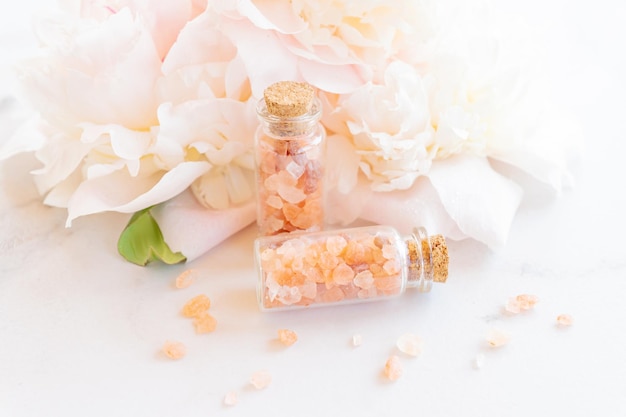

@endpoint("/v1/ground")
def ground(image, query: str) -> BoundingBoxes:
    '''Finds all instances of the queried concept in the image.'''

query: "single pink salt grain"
[486,328,511,348]
[556,314,573,326]
[181,294,211,318]
[504,294,539,314]
[174,269,197,289]
[193,311,217,334]
[396,333,423,357]
[250,370,272,389]
[223,391,238,406]
[352,334,363,347]
[278,329,298,346]
[162,341,186,360]
[384,355,403,381]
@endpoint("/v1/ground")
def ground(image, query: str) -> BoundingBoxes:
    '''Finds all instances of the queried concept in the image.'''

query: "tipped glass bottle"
[255,81,326,236]
[254,225,449,311]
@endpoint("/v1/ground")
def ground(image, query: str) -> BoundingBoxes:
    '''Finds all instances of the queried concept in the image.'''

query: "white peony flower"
[333,61,433,192]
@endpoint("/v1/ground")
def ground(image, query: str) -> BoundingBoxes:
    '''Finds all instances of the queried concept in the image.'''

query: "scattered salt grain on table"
[352,334,363,347]
[396,333,423,357]
[277,329,298,346]
[473,353,486,369]
[556,314,573,326]
[174,269,197,289]
[223,391,238,406]
[162,341,186,360]
[250,370,272,389]
[193,311,217,334]
[505,294,539,314]
[181,294,211,318]
[486,328,511,347]
[383,355,403,381]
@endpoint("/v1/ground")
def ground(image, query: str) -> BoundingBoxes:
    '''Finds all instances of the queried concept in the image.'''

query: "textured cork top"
[264,81,315,118]
[430,235,449,283]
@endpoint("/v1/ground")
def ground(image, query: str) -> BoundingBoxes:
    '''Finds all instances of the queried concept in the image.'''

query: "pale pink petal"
[153,190,256,262]
[65,161,210,225]
[359,176,466,242]
[240,0,306,34]
[220,19,299,98]
[428,155,523,248]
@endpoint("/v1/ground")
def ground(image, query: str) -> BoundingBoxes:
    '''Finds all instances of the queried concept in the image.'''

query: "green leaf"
[117,207,187,266]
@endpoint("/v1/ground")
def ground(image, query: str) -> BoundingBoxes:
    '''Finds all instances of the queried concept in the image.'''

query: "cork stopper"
[263,81,315,118]
[430,235,449,283]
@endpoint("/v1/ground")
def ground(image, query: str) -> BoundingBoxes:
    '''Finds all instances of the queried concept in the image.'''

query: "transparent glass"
[254,225,440,311]
[254,97,326,236]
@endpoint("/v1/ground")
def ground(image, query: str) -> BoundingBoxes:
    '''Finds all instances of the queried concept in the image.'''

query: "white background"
[1,1,625,416]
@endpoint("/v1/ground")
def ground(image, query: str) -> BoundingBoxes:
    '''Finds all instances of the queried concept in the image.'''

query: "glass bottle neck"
[404,227,435,292]
[257,97,322,138]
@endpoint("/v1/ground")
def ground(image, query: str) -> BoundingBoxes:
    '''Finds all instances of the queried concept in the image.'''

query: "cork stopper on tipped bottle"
[406,232,449,287]
[263,81,315,118]
[430,234,449,283]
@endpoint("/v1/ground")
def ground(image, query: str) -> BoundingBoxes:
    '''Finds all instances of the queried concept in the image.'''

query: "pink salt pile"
[383,355,403,381]
[258,230,405,309]
[249,370,272,389]
[504,294,539,314]
[277,329,298,346]
[556,314,573,326]
[162,341,186,360]
[174,269,197,289]
[181,294,217,334]
[256,140,324,235]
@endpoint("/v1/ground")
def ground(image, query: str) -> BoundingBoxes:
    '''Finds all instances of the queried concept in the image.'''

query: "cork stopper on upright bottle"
[263,81,315,118]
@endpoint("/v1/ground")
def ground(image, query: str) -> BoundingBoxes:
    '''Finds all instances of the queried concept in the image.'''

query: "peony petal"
[299,59,367,94]
[66,160,210,226]
[152,189,256,261]
[488,114,584,191]
[220,19,299,98]
[0,116,47,160]
[427,155,523,248]
[241,0,306,34]
[359,176,465,242]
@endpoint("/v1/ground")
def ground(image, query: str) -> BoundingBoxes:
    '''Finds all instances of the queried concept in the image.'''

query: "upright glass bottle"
[255,81,326,236]
[254,225,449,311]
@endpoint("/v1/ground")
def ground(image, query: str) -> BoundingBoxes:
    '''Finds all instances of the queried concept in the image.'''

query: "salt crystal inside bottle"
[254,225,449,311]
[255,81,326,236]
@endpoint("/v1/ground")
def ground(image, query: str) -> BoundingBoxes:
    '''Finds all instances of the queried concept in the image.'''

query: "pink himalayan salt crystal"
[193,311,217,334]
[266,195,283,209]
[278,329,298,346]
[174,269,197,289]
[556,314,573,326]
[353,270,374,289]
[486,328,511,348]
[383,355,403,381]
[223,391,238,406]
[332,262,355,285]
[326,235,347,256]
[181,294,211,318]
[162,341,186,360]
[396,333,423,357]
[505,294,539,314]
[250,370,272,389]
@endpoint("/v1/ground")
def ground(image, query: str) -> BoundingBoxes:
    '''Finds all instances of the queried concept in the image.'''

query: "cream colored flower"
[335,61,433,191]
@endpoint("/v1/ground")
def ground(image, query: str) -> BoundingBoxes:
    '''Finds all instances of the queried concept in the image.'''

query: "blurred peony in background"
[0,0,583,263]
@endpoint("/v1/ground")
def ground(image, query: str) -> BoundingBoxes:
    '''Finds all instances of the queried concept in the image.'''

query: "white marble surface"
[2,1,626,416]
